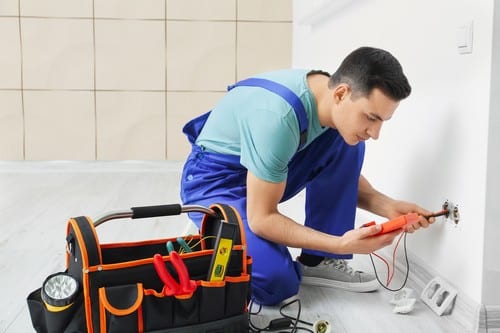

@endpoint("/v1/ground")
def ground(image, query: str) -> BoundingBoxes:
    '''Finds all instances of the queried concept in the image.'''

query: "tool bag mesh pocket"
[27,203,252,333]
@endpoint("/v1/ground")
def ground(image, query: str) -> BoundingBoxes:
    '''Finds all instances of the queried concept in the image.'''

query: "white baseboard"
[390,249,500,332]
[479,305,500,332]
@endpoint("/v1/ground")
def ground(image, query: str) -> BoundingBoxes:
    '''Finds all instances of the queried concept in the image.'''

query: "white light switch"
[457,21,473,54]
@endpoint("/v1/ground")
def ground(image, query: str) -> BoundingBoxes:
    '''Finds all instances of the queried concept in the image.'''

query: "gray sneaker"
[300,258,379,292]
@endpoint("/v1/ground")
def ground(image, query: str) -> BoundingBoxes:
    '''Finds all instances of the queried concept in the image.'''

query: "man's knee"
[250,261,301,306]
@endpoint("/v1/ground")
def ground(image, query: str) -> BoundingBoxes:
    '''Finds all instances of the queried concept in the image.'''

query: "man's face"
[333,87,399,145]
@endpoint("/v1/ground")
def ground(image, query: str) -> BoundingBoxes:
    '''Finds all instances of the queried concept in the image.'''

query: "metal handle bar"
[93,204,216,227]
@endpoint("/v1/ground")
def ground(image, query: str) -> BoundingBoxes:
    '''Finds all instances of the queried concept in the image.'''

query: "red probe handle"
[362,213,420,235]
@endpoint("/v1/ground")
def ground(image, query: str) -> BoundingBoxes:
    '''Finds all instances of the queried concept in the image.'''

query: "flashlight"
[41,272,79,312]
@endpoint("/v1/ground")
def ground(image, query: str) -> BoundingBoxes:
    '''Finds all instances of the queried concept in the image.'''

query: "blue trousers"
[181,116,365,305]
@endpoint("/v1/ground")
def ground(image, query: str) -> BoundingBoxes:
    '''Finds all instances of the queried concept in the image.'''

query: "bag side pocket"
[98,283,144,333]
[199,280,226,322]
[27,287,84,333]
[142,288,174,331]
[225,274,250,317]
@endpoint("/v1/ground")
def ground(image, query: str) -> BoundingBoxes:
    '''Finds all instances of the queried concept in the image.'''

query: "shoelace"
[322,258,356,276]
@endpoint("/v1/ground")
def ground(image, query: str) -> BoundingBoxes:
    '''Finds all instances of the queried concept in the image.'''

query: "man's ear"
[333,83,351,103]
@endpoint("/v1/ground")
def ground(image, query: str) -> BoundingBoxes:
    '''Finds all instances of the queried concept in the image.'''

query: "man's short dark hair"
[329,47,411,101]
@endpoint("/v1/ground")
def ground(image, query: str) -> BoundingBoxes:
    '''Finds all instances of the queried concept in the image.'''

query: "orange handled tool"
[153,252,197,297]
[362,213,420,235]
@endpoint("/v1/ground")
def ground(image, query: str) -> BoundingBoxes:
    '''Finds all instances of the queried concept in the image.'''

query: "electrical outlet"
[421,276,458,316]
[442,200,460,225]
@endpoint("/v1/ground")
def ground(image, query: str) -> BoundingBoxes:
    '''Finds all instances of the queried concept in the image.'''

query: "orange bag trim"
[87,249,215,272]
[200,280,226,287]
[98,283,144,316]
[224,274,250,283]
[144,288,164,297]
[138,305,144,333]
[100,235,201,250]
[67,218,100,332]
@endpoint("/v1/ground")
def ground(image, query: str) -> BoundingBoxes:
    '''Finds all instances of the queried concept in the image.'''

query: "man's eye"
[367,115,377,121]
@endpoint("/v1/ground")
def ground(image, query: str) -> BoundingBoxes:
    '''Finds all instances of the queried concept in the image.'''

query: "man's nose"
[367,122,382,140]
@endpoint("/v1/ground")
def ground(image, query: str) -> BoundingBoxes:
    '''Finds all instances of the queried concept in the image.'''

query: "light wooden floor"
[0,161,464,332]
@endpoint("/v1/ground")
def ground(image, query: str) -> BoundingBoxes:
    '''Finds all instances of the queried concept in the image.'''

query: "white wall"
[293,0,495,305]
[484,1,500,307]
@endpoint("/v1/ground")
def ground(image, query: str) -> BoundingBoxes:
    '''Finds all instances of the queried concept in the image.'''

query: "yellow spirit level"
[207,222,236,281]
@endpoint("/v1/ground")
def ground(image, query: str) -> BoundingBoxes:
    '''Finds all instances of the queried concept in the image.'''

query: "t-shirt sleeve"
[239,107,299,183]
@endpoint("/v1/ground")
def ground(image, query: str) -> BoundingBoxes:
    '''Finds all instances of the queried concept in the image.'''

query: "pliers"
[153,251,197,297]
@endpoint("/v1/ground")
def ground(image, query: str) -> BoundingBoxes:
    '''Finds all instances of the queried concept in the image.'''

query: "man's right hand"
[337,226,403,254]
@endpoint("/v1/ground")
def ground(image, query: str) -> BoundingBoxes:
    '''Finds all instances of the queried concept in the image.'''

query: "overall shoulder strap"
[227,77,308,150]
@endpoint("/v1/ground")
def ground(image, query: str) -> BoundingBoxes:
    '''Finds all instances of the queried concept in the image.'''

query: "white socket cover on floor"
[420,276,458,316]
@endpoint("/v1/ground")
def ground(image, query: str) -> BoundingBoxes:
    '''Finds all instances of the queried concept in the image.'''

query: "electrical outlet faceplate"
[442,200,460,225]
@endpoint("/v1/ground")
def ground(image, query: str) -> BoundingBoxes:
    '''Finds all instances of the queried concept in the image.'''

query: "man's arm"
[246,171,400,254]
[357,174,435,231]
[357,174,394,217]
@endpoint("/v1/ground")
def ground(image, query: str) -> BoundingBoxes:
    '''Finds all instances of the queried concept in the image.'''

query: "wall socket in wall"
[442,200,460,225]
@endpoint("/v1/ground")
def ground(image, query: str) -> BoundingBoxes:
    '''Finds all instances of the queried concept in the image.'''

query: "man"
[180,47,435,306]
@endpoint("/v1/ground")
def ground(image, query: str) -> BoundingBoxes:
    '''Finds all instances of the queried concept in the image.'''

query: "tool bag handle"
[93,204,216,227]
[66,204,223,278]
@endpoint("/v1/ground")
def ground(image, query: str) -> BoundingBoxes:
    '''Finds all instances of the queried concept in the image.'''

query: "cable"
[279,299,313,332]
[369,232,410,292]
[371,251,390,285]
[370,231,405,286]
[388,231,405,285]
[369,209,447,291]
[248,298,314,332]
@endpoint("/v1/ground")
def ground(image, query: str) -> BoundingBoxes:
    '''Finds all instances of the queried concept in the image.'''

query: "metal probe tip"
[425,209,449,219]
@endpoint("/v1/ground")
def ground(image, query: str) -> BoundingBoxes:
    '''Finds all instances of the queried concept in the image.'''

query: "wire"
[371,252,390,285]
[174,235,217,254]
[248,298,314,332]
[369,232,410,292]
[188,235,216,250]
[370,231,406,286]
[369,209,447,290]
[280,298,313,332]
[388,231,405,285]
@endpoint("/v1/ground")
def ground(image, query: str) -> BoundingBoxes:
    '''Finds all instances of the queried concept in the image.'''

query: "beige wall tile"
[0,18,21,89]
[237,0,292,21]
[22,18,94,90]
[237,22,292,79]
[0,0,18,16]
[95,20,165,91]
[96,92,165,160]
[24,91,95,160]
[95,0,165,19]
[166,91,224,160]
[0,91,23,159]
[20,0,92,18]
[167,0,235,20]
[167,21,235,91]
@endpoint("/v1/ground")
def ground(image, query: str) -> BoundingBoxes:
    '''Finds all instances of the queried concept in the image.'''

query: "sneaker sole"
[301,276,380,292]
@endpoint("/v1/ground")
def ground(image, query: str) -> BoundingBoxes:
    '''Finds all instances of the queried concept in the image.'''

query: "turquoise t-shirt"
[196,69,328,183]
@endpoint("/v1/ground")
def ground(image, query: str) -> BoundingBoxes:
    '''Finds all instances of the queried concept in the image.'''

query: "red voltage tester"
[362,213,420,235]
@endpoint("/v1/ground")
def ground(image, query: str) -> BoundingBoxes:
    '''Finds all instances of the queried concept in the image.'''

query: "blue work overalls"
[180,79,365,306]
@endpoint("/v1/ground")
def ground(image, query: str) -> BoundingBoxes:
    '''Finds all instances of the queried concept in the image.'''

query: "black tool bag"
[27,203,252,332]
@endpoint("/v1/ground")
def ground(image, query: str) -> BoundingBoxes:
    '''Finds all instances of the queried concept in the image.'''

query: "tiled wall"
[0,0,292,160]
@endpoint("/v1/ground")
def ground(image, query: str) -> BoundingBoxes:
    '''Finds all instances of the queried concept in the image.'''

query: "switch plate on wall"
[457,21,473,54]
